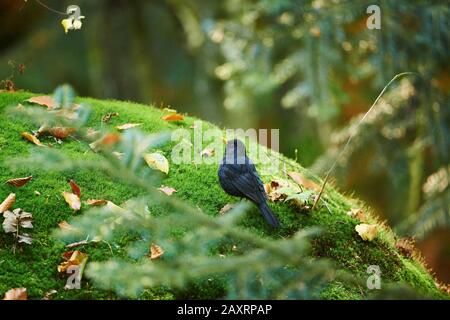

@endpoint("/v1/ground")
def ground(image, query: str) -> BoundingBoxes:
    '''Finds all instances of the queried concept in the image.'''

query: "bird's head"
[225,139,246,158]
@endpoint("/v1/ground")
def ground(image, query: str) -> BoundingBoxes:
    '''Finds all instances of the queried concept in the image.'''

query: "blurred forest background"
[0,0,449,284]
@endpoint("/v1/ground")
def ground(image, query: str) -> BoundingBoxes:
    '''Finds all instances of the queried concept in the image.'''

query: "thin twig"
[311,72,418,210]
[34,0,67,15]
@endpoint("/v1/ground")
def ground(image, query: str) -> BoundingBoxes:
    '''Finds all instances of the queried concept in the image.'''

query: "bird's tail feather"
[258,202,280,228]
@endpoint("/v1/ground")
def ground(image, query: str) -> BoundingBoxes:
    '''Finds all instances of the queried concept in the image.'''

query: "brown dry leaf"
[162,113,184,121]
[85,199,108,206]
[21,132,45,147]
[287,171,320,192]
[116,123,142,130]
[62,191,81,211]
[201,147,215,158]
[144,152,169,174]
[57,250,88,273]
[68,180,81,198]
[158,186,177,196]
[219,203,235,215]
[58,220,73,230]
[355,224,378,241]
[3,287,27,300]
[47,127,76,139]
[26,95,55,109]
[6,175,33,187]
[0,193,16,214]
[102,112,119,123]
[396,238,415,258]
[264,180,288,202]
[150,244,164,260]
[347,208,367,222]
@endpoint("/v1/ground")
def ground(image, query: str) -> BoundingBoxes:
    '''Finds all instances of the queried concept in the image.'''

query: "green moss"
[0,91,446,300]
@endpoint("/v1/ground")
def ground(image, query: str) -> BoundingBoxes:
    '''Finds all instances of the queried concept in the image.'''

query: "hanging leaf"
[158,186,177,196]
[62,191,81,211]
[150,244,164,260]
[115,123,142,130]
[162,113,184,121]
[355,224,378,241]
[85,199,108,206]
[144,152,169,174]
[3,288,27,300]
[0,193,16,213]
[21,132,45,147]
[68,179,81,198]
[6,175,33,187]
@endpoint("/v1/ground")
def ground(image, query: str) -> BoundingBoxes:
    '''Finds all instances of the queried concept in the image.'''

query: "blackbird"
[218,139,280,228]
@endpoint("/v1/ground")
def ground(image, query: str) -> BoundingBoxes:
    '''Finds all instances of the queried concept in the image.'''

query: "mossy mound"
[0,91,445,299]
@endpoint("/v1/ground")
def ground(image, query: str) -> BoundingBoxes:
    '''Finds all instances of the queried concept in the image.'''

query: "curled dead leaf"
[68,180,81,198]
[62,191,81,211]
[0,193,16,213]
[162,113,184,121]
[21,132,44,147]
[57,251,88,289]
[355,224,378,241]
[144,152,169,174]
[3,287,27,300]
[116,123,142,130]
[150,244,164,260]
[85,199,108,206]
[6,175,33,187]
[158,186,177,196]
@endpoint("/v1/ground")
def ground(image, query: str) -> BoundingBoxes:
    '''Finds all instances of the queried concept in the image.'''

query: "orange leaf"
[85,199,108,206]
[287,171,320,191]
[57,250,88,273]
[26,95,55,109]
[115,123,142,130]
[62,191,81,211]
[68,179,81,198]
[150,244,164,260]
[158,186,177,196]
[21,132,45,147]
[6,175,33,187]
[3,288,27,300]
[162,113,184,121]
[47,127,76,139]
[0,193,16,213]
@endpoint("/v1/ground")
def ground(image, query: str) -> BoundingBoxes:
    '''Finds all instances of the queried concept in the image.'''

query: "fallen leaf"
[162,113,184,121]
[43,290,57,300]
[6,175,33,187]
[89,133,121,151]
[26,95,54,109]
[355,224,378,241]
[58,221,73,230]
[3,288,27,300]
[219,203,235,215]
[57,251,88,290]
[347,208,367,222]
[116,123,142,130]
[86,128,100,139]
[68,180,81,198]
[47,127,76,139]
[0,193,16,213]
[201,147,215,158]
[85,199,108,206]
[21,132,44,147]
[102,112,119,123]
[287,171,320,191]
[158,186,177,196]
[62,191,81,211]
[18,233,33,244]
[264,180,289,202]
[150,244,164,260]
[144,152,169,174]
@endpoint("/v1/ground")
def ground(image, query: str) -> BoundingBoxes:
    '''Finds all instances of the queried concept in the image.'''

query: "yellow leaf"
[355,224,378,241]
[144,152,169,174]
[21,132,45,147]
[115,123,142,130]
[3,288,27,300]
[0,193,16,214]
[62,191,81,211]
[162,113,184,121]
